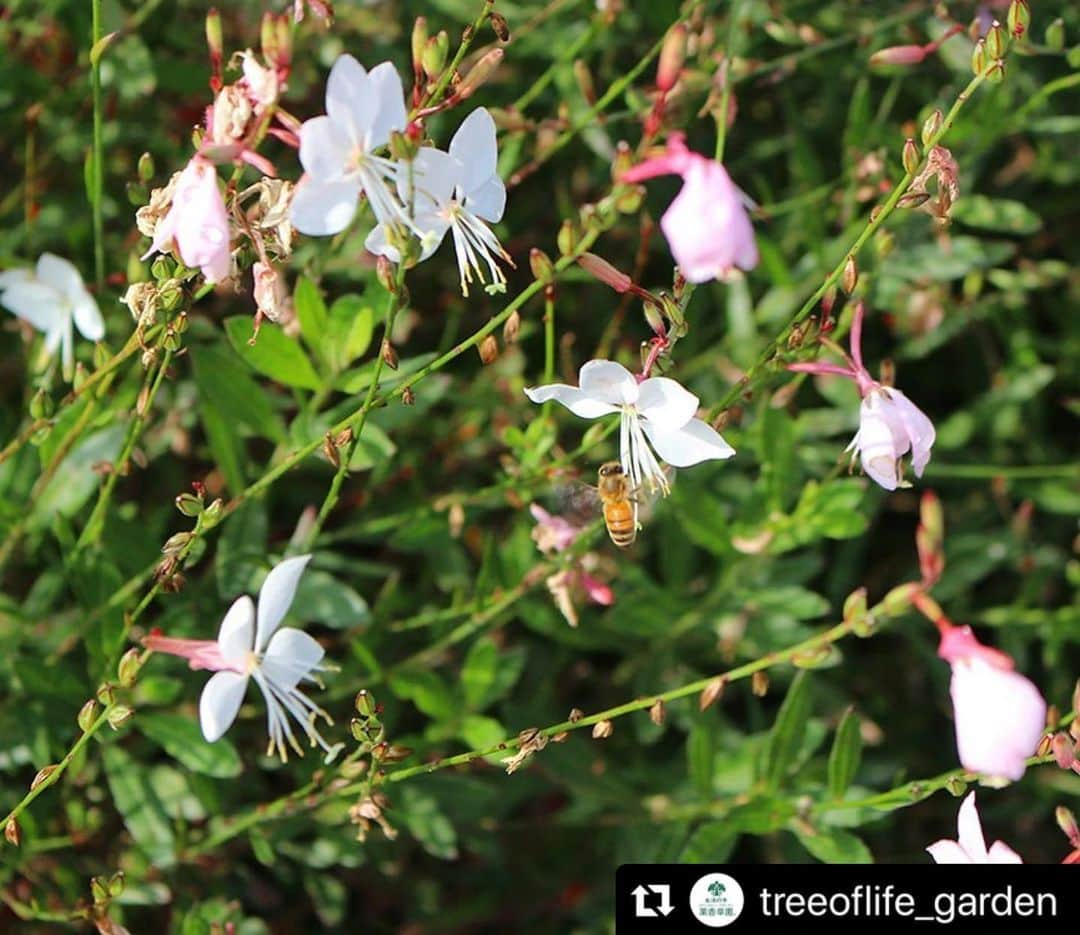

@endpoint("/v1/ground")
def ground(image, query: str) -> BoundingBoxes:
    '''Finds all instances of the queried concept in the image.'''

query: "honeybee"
[597,461,638,549]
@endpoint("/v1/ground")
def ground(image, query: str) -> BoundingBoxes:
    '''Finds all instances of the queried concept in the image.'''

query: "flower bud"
[751,671,769,697]
[29,388,53,420]
[971,38,986,75]
[422,32,450,80]
[578,252,631,293]
[1044,19,1065,51]
[869,44,926,68]
[401,386,415,406]
[841,255,858,294]
[556,220,577,257]
[478,334,499,365]
[502,309,521,344]
[1051,732,1076,769]
[161,531,192,556]
[843,587,868,625]
[591,719,613,739]
[30,765,57,792]
[1007,1,1029,40]
[985,21,1006,60]
[91,876,110,905]
[175,492,203,517]
[137,151,155,183]
[260,12,279,66]
[699,677,725,712]
[96,683,115,705]
[1057,806,1080,845]
[649,699,666,726]
[117,648,143,688]
[375,254,396,294]
[322,434,340,468]
[921,108,943,147]
[388,129,418,163]
[411,17,428,73]
[77,699,98,732]
[572,59,596,106]
[4,819,20,847]
[354,690,377,717]
[657,24,686,92]
[205,9,223,65]
[273,14,292,71]
[986,59,1005,83]
[107,705,135,730]
[897,190,931,210]
[381,339,399,370]
[457,48,503,101]
[108,872,125,898]
[489,11,511,43]
[902,138,920,175]
[881,583,919,617]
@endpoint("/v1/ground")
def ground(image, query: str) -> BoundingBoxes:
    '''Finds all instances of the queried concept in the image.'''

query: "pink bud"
[869,44,927,67]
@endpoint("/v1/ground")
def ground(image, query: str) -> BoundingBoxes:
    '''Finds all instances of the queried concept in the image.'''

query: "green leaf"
[687,723,715,797]
[761,672,813,792]
[793,826,873,863]
[389,669,457,720]
[460,714,506,750]
[225,316,323,390]
[215,501,267,598]
[294,569,371,629]
[827,706,863,800]
[327,295,375,371]
[198,393,245,494]
[399,786,459,860]
[347,423,397,470]
[103,746,176,867]
[951,195,1042,235]
[304,872,348,928]
[137,712,244,778]
[461,638,499,710]
[294,276,329,366]
[191,343,286,443]
[679,822,738,863]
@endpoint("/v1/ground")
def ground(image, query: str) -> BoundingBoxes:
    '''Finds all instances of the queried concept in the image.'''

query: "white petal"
[926,841,971,864]
[578,359,639,406]
[72,294,104,341]
[325,54,374,146]
[635,376,699,428]
[61,317,74,377]
[0,281,66,333]
[364,224,401,262]
[199,670,249,742]
[852,403,899,490]
[642,417,735,467]
[955,792,988,860]
[0,268,32,290]
[465,175,506,223]
[888,388,936,477]
[449,108,499,197]
[255,555,312,652]
[261,628,326,691]
[403,147,458,209]
[217,594,255,666]
[988,841,1023,864]
[365,61,407,152]
[523,383,618,419]
[299,114,353,180]
[36,253,86,300]
[290,176,361,236]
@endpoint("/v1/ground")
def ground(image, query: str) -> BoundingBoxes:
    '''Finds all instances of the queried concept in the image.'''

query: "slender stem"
[77,349,173,550]
[543,289,556,385]
[416,0,495,114]
[924,462,1080,480]
[90,0,105,287]
[513,16,601,112]
[713,1,742,162]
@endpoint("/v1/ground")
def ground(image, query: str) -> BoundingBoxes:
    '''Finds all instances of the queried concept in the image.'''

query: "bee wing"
[633,465,675,526]
[552,480,601,524]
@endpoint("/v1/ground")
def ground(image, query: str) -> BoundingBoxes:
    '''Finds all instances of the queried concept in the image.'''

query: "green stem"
[713,0,743,162]
[90,0,105,287]
[416,0,495,114]
[512,16,601,112]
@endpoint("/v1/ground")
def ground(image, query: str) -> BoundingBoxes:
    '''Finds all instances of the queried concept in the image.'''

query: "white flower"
[524,359,734,495]
[146,555,339,762]
[926,792,1023,864]
[367,108,512,296]
[0,253,104,377]
[846,386,935,491]
[290,54,410,237]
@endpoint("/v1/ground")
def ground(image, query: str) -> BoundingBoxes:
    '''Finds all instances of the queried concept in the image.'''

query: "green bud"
[986,58,1005,83]
[971,38,986,74]
[162,327,182,353]
[175,492,202,517]
[161,531,193,556]
[202,498,224,528]
[614,186,644,214]
[159,285,182,312]
[901,138,920,175]
[29,388,53,420]
[422,32,449,79]
[556,220,577,257]
[843,587,868,625]
[108,872,125,898]
[126,180,147,207]
[945,775,968,797]
[355,689,377,717]
[1044,19,1065,51]
[91,876,110,906]
[150,256,173,281]
[96,683,115,706]
[173,311,189,333]
[205,9,223,62]
[106,705,135,730]
[77,699,98,732]
[920,109,943,147]
[985,21,1006,60]
[72,363,89,392]
[880,583,919,617]
[388,129,418,163]
[411,17,428,73]
[117,648,143,688]
[529,247,554,283]
[1007,1,1030,41]
[137,152,155,183]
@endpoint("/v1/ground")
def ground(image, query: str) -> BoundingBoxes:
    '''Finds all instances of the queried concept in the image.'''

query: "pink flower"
[143,157,232,283]
[788,302,935,490]
[530,504,615,626]
[620,134,757,282]
[927,792,1023,864]
[530,504,581,554]
[938,624,1047,781]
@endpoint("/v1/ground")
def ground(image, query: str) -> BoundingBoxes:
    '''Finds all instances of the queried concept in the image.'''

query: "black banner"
[616,864,1074,933]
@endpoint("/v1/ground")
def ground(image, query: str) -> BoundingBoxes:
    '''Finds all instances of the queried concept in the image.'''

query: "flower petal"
[325,54,374,146]
[635,376,700,428]
[0,281,66,333]
[261,628,326,691]
[290,176,361,236]
[299,114,353,180]
[578,359,639,406]
[36,253,85,300]
[217,594,255,666]
[523,383,618,419]
[642,417,735,467]
[988,841,1023,864]
[888,388,935,477]
[255,555,312,652]
[465,175,506,223]
[955,792,988,860]
[449,108,499,198]
[926,840,971,864]
[72,294,104,342]
[365,61,408,152]
[199,670,249,742]
[405,147,459,210]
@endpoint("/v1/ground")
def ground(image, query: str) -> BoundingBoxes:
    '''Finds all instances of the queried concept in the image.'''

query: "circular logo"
[688,873,744,928]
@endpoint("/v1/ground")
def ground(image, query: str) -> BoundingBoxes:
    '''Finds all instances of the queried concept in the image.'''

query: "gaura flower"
[143,555,341,762]
[0,253,104,377]
[620,133,757,282]
[524,359,734,495]
[938,623,1046,782]
[788,302,935,490]
[530,504,615,627]
[290,55,410,237]
[927,792,1023,864]
[143,157,232,284]
[367,108,512,296]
